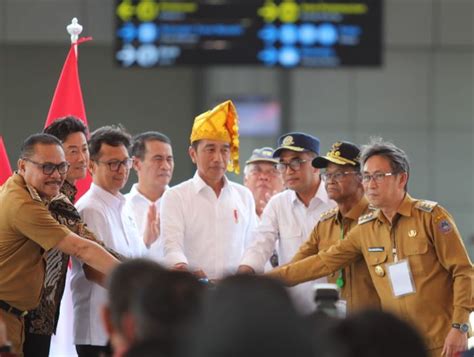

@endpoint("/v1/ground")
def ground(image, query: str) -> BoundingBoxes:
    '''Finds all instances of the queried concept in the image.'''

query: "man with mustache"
[125,131,174,261]
[267,138,473,357]
[292,141,381,313]
[0,133,119,356]
[160,100,257,280]
[23,116,98,357]
[71,125,147,357]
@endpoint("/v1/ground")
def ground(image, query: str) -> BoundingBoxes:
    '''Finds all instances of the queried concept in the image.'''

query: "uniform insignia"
[408,229,417,238]
[358,211,377,225]
[320,207,337,221]
[438,219,452,234]
[368,247,384,252]
[415,200,438,213]
[26,184,43,203]
[374,265,385,277]
[282,135,294,146]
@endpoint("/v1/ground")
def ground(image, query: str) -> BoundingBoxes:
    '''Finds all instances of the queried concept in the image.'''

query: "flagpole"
[66,17,83,56]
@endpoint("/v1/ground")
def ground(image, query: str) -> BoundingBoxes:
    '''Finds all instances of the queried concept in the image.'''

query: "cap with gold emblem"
[273,132,320,158]
[190,100,240,174]
[312,141,360,168]
[245,147,278,165]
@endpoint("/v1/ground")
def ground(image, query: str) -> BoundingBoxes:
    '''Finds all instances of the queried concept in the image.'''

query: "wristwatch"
[452,323,470,333]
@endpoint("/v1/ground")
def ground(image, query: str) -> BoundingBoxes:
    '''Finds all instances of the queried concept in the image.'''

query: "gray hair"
[360,137,410,189]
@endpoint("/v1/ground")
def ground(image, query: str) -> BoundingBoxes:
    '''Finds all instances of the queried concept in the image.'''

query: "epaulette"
[25,184,43,203]
[358,211,377,225]
[415,200,438,213]
[320,207,338,222]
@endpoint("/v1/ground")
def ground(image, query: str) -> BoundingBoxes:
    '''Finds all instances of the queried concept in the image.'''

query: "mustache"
[45,180,63,185]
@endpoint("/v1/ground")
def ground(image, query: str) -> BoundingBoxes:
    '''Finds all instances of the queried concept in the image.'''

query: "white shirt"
[241,183,336,313]
[161,172,257,279]
[71,183,146,346]
[125,183,168,262]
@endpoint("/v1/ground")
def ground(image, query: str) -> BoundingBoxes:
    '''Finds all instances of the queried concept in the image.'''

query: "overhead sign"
[115,0,383,68]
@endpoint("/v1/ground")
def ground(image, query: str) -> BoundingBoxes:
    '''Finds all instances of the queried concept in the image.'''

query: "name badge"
[368,247,384,252]
[386,259,416,297]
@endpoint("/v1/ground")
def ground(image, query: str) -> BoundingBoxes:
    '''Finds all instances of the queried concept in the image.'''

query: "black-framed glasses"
[276,159,308,173]
[362,172,397,183]
[22,158,69,175]
[248,164,280,177]
[321,171,360,182]
[95,158,133,172]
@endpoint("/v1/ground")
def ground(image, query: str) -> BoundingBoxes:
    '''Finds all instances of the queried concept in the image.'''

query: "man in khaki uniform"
[268,138,472,357]
[0,134,119,355]
[293,141,380,313]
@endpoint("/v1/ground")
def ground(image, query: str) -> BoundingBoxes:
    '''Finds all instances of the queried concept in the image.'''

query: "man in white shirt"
[161,100,258,280]
[244,147,284,269]
[72,125,146,357]
[239,132,336,313]
[125,131,174,260]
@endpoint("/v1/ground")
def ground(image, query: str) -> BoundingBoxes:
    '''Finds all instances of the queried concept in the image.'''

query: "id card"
[386,259,416,297]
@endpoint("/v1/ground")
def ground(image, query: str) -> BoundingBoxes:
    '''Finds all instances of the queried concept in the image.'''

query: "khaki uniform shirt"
[0,174,70,311]
[268,194,473,349]
[291,196,381,313]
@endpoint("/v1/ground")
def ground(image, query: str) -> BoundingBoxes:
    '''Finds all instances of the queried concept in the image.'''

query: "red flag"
[0,136,12,186]
[45,37,92,200]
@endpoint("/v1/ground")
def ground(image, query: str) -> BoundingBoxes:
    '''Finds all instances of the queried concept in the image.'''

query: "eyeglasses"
[321,171,360,182]
[276,159,308,173]
[248,165,280,177]
[23,158,69,175]
[95,158,133,172]
[362,172,397,183]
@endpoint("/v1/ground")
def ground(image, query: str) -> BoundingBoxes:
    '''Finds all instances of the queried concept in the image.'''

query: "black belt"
[0,300,28,318]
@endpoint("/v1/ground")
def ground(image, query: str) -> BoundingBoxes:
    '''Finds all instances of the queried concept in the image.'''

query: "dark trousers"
[76,344,111,357]
[23,332,51,357]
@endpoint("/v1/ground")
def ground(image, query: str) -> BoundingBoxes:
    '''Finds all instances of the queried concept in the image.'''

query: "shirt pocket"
[402,238,430,274]
[366,251,388,278]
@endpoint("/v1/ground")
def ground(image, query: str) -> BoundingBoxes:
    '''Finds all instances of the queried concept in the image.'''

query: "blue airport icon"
[116,44,136,67]
[258,47,278,66]
[279,24,298,45]
[299,23,318,46]
[318,23,338,46]
[258,24,279,44]
[278,46,300,67]
[117,22,137,43]
[138,22,159,43]
[136,44,160,67]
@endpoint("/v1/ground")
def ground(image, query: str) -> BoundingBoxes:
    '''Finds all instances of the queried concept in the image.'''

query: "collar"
[14,172,60,205]
[61,180,78,202]
[128,183,168,204]
[89,183,126,209]
[192,171,229,194]
[290,181,331,207]
[375,193,413,223]
[336,196,370,223]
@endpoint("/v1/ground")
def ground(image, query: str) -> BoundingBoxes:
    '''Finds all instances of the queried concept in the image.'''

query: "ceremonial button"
[375,265,385,277]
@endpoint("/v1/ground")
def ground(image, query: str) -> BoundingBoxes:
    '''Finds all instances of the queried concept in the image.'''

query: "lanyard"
[336,222,345,288]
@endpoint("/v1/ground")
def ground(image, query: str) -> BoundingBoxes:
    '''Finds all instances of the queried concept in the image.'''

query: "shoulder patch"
[415,200,438,213]
[320,207,338,221]
[358,211,377,225]
[25,184,43,203]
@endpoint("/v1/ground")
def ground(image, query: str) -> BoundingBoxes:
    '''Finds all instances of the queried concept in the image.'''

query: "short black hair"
[131,131,171,160]
[20,133,62,159]
[43,116,88,142]
[106,259,166,331]
[88,125,131,161]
